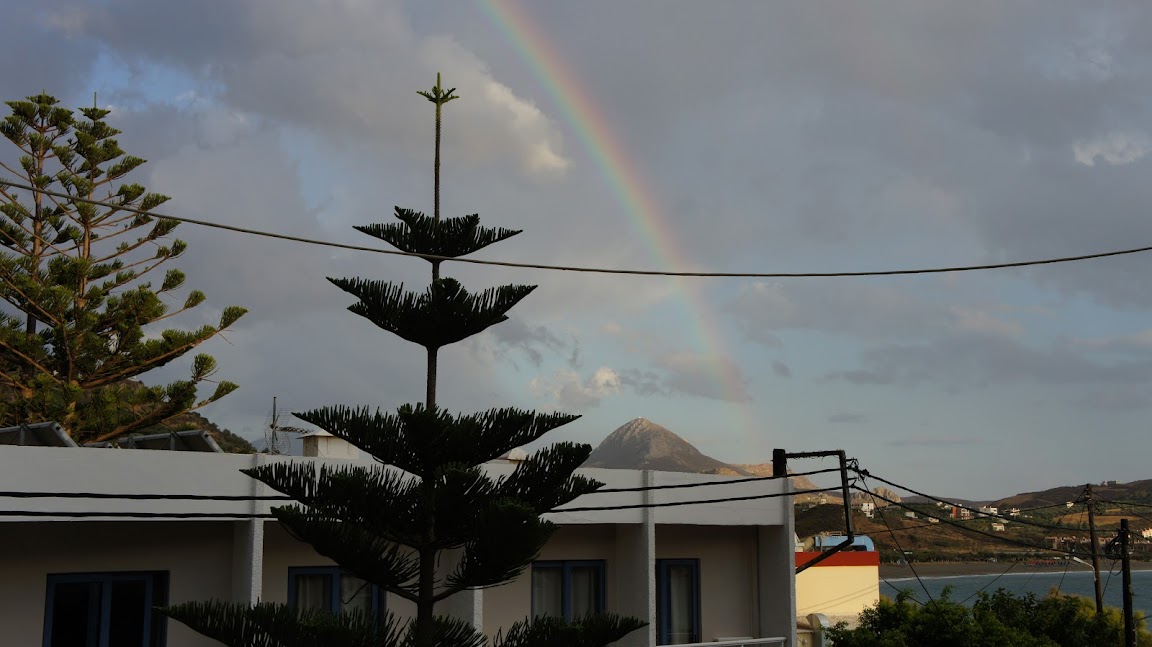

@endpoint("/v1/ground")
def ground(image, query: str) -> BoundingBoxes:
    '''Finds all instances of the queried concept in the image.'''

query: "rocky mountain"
[585,418,744,474]
[851,487,902,506]
[583,418,823,494]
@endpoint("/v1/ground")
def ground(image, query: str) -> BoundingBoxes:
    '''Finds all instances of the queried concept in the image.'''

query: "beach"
[881,560,1152,579]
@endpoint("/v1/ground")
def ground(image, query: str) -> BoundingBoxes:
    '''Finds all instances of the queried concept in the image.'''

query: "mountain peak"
[584,418,745,475]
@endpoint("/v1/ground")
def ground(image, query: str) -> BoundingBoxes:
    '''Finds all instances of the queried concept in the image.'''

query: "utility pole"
[777,449,857,574]
[1121,519,1135,647]
[1085,484,1104,617]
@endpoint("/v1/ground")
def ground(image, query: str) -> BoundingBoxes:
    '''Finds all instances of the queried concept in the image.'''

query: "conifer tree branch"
[83,329,219,388]
[0,338,59,383]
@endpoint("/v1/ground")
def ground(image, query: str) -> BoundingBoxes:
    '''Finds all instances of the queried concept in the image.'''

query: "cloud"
[653,351,752,403]
[488,318,570,368]
[824,332,1152,389]
[726,281,1021,344]
[884,436,980,448]
[530,367,621,409]
[1073,132,1151,166]
[1075,387,1152,411]
[1073,329,1152,355]
[772,361,792,378]
[46,0,569,178]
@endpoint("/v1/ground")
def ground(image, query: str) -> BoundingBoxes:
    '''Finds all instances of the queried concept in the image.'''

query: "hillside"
[995,480,1152,508]
[138,409,256,454]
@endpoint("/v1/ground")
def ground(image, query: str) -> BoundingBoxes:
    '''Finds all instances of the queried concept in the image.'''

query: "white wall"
[0,521,233,647]
[657,525,760,642]
[0,446,795,646]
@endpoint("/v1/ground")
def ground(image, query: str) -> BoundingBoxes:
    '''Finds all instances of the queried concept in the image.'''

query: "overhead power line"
[4,179,1152,279]
[0,466,840,503]
[0,485,843,519]
[855,469,1084,533]
[855,485,1097,560]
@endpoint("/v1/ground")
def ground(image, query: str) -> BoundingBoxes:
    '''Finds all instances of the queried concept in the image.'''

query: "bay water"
[882,569,1152,618]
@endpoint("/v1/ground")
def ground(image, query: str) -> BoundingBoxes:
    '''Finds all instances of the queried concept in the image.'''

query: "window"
[288,567,385,620]
[657,559,700,645]
[531,560,605,620]
[43,571,168,647]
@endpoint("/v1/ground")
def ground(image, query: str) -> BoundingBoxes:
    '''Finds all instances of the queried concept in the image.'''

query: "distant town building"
[1009,508,1021,517]
[904,511,916,519]
[1142,528,1152,540]
[857,501,876,518]
[1100,480,1117,487]
[978,505,999,517]
[991,523,1006,532]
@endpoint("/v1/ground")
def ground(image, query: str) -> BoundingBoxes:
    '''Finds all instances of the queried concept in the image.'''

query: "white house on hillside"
[0,439,797,647]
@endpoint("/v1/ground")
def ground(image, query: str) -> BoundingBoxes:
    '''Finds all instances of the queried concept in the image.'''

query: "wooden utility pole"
[1121,519,1136,647]
[1085,484,1104,616]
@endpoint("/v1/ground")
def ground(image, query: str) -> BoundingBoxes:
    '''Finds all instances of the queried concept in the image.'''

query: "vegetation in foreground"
[827,588,1151,647]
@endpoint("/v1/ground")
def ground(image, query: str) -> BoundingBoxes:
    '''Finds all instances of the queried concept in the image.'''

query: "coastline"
[880,560,1152,579]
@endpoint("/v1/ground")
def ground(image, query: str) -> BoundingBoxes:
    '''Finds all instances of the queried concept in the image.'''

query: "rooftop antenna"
[262,397,307,455]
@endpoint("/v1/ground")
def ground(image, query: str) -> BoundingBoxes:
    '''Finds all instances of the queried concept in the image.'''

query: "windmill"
[262,397,308,455]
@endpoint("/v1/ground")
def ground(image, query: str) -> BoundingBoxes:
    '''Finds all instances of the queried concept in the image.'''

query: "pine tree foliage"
[0,93,246,443]
[164,77,644,646]
[163,600,405,647]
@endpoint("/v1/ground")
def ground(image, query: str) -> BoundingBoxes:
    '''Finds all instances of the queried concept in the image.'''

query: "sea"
[882,569,1152,618]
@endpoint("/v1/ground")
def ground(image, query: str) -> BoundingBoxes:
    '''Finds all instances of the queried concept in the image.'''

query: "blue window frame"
[288,567,385,620]
[657,559,700,645]
[43,571,168,647]
[531,560,606,620]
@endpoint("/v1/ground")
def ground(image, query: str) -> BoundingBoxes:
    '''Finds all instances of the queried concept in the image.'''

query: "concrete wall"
[483,524,620,637]
[0,521,233,647]
[0,446,796,646]
[657,524,759,642]
[261,522,422,629]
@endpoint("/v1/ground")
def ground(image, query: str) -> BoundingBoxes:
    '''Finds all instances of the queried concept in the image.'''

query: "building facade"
[0,445,797,646]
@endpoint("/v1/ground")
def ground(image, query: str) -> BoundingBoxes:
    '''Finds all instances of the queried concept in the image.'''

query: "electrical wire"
[5,179,1152,279]
[854,469,1089,534]
[553,485,841,513]
[0,490,291,502]
[857,474,935,604]
[0,510,274,519]
[0,485,842,517]
[0,466,841,503]
[960,559,1023,604]
[593,466,842,493]
[852,486,1096,560]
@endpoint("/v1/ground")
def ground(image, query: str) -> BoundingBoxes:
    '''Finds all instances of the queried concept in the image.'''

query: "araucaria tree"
[164,78,644,646]
[0,93,246,443]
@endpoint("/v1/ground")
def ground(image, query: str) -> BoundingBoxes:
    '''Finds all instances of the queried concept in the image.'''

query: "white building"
[0,442,797,647]
[857,501,875,518]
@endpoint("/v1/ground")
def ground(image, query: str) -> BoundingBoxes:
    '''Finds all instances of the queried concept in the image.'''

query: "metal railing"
[657,638,788,647]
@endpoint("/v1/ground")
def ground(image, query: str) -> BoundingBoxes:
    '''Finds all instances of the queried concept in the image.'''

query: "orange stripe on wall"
[795,551,880,568]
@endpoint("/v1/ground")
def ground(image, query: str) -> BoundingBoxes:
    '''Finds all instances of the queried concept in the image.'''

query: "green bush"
[825,587,1151,647]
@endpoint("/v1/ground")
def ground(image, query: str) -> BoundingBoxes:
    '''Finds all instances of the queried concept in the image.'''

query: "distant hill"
[583,418,822,493]
[903,495,989,507]
[995,480,1152,509]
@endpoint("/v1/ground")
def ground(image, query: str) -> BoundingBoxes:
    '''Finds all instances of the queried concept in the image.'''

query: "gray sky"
[4,0,1152,499]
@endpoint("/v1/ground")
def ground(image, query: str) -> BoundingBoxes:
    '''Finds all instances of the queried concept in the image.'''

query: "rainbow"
[480,1,755,427]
